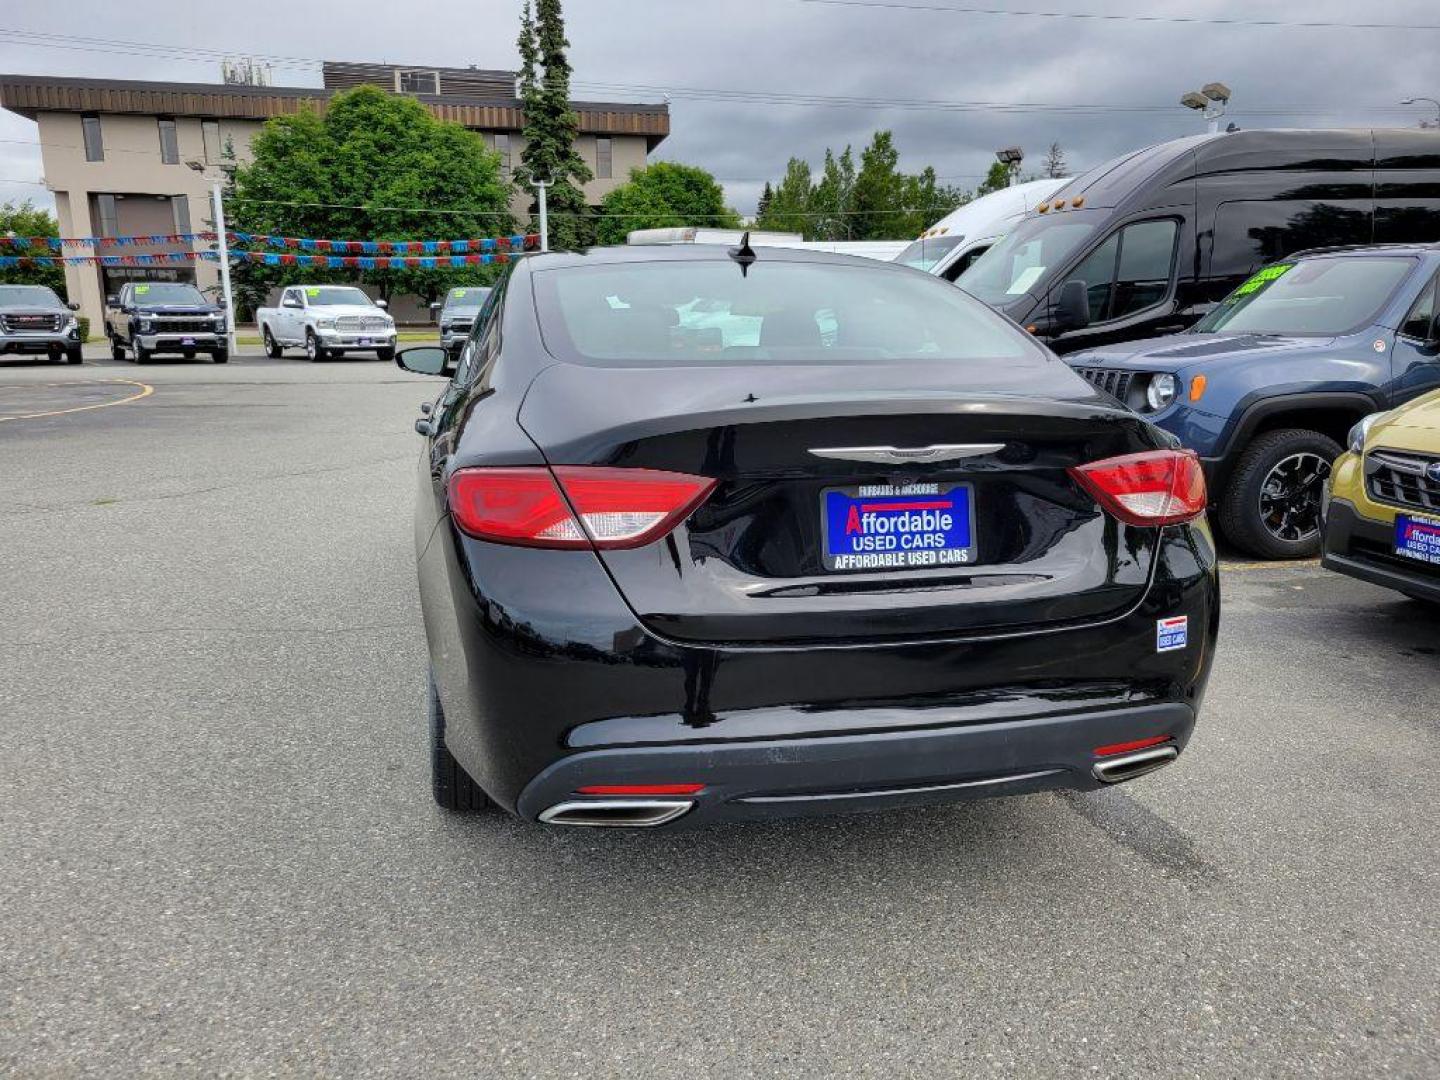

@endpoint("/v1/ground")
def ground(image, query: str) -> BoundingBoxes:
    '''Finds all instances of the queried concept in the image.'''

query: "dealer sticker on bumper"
[1395,514,1440,566]
[1157,616,1189,652]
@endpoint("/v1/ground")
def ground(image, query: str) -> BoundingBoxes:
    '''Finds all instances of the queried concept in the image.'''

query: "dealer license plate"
[181,337,195,346]
[357,337,372,346]
[821,483,977,572]
[1395,513,1440,566]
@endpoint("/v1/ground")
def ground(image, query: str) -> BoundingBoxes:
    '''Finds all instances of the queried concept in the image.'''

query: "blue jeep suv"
[1065,245,1440,558]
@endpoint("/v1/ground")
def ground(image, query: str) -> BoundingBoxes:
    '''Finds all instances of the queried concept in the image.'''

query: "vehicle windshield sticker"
[1232,263,1292,298]
[1157,616,1189,652]
[306,287,321,297]
[1007,265,1045,294]
[134,285,150,295]
[454,289,467,297]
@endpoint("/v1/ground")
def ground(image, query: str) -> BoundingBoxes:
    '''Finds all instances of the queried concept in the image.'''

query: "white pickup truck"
[256,285,397,362]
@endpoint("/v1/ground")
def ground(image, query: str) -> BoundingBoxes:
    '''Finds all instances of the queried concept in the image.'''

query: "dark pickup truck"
[105,281,229,363]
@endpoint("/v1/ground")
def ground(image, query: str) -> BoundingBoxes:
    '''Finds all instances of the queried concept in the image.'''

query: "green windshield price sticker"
[454,289,467,297]
[135,285,150,294]
[1233,263,1292,297]
[306,287,321,297]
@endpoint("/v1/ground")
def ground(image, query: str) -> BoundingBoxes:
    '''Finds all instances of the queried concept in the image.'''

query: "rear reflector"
[576,783,706,796]
[448,466,715,549]
[1068,449,1207,526]
[1093,735,1172,758]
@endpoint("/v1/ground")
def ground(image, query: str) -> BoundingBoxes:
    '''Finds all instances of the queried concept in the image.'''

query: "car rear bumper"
[515,700,1196,827]
[1322,498,1440,602]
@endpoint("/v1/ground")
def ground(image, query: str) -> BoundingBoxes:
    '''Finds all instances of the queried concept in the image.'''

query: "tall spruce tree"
[514,0,594,250]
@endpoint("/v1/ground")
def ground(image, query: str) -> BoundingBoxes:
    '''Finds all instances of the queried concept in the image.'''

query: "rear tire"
[263,326,283,358]
[66,345,83,365]
[1219,428,1341,560]
[305,330,325,363]
[429,670,491,812]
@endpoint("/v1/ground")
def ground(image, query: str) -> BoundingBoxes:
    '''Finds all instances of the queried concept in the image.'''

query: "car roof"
[1286,243,1440,260]
[522,244,920,273]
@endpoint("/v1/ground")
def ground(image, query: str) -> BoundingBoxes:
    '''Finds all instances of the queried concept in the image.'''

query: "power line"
[797,0,1440,32]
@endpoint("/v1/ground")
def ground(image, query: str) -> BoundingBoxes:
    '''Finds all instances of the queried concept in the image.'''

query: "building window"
[81,114,104,161]
[157,118,179,165]
[202,120,222,164]
[595,137,612,180]
[398,69,439,95]
[95,193,118,237]
[172,195,192,235]
[492,132,511,173]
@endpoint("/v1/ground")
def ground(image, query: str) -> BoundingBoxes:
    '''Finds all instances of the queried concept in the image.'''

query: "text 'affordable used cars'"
[397,243,1220,828]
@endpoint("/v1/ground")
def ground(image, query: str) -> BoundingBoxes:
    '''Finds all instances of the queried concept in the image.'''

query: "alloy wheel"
[1257,452,1330,543]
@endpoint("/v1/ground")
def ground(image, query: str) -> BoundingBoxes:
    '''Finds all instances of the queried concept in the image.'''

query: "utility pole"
[187,159,236,353]
[1181,83,1232,134]
[210,179,237,354]
[533,178,552,252]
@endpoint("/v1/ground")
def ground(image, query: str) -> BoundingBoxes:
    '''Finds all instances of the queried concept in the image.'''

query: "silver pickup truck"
[430,286,492,361]
[0,284,83,364]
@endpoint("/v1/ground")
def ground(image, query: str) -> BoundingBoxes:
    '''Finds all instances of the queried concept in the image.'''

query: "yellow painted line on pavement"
[1220,558,1322,571]
[0,379,153,423]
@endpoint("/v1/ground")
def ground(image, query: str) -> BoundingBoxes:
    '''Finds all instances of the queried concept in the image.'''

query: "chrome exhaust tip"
[537,799,694,828]
[1092,745,1178,785]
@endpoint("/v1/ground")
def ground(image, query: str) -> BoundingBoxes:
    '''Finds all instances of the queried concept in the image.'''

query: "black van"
[956,129,1440,353]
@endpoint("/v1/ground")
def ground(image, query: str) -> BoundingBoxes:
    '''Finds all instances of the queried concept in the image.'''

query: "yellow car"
[1322,388,1440,604]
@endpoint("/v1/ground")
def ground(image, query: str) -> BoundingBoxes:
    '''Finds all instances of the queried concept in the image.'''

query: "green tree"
[850,131,912,240]
[755,157,814,235]
[1044,141,1068,179]
[594,162,740,245]
[230,86,514,310]
[900,167,968,238]
[755,181,773,222]
[0,199,66,296]
[975,161,1012,197]
[811,146,856,240]
[514,0,593,250]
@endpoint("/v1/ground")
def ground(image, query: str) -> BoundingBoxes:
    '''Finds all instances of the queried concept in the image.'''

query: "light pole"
[1400,97,1440,129]
[1181,82,1232,134]
[995,147,1024,188]
[186,160,237,353]
[532,178,552,252]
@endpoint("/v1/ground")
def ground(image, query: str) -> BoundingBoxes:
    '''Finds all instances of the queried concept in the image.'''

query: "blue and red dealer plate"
[820,483,977,572]
[1395,513,1440,567]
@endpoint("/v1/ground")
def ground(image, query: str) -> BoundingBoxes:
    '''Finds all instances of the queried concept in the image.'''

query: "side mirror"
[1053,279,1091,333]
[67,301,80,311]
[216,297,228,307]
[375,298,389,309]
[395,345,453,377]
[105,294,119,307]
[429,301,442,312]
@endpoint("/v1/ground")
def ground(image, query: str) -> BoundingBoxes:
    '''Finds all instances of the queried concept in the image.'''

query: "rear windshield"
[0,285,64,308]
[130,283,205,306]
[534,257,1041,366]
[1191,256,1418,336]
[956,214,1097,305]
[893,235,964,272]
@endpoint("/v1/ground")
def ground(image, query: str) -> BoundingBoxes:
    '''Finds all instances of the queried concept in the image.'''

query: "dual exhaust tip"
[540,745,1178,826]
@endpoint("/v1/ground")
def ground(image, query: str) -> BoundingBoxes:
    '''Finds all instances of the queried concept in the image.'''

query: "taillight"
[447,466,715,549]
[1068,449,1207,526]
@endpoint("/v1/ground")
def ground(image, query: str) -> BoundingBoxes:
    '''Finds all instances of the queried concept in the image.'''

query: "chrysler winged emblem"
[808,443,1006,465]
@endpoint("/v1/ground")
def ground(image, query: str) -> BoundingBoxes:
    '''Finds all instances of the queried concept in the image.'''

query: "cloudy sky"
[3,0,1440,219]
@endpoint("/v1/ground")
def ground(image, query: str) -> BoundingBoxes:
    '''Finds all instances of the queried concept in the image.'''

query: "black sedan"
[397,242,1219,828]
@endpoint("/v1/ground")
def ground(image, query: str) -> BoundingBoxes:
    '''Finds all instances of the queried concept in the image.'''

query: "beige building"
[0,63,669,327]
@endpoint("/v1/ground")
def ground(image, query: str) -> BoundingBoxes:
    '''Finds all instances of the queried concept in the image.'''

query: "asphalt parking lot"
[2,351,1437,1078]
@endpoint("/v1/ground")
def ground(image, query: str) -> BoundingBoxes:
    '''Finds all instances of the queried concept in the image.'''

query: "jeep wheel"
[305,330,325,363]
[263,327,283,358]
[1219,428,1341,559]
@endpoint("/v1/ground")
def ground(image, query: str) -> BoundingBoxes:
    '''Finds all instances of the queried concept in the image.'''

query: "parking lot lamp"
[1182,83,1231,134]
[994,147,1024,187]
[186,160,237,354]
[532,177,551,252]
[1400,97,1440,128]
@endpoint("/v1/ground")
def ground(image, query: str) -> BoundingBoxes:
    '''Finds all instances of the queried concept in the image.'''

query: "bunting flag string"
[0,232,222,250]
[238,251,517,269]
[0,252,220,268]
[228,231,539,254]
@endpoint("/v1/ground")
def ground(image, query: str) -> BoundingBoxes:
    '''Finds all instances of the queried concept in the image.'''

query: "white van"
[893,177,1070,281]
